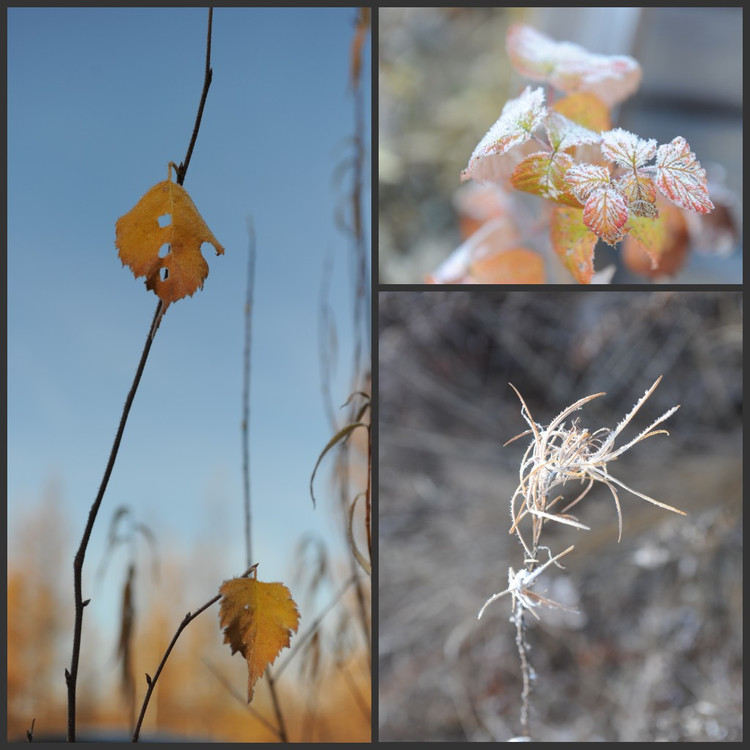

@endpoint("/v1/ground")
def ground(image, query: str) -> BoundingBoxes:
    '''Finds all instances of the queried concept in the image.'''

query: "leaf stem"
[131,565,258,742]
[242,218,256,569]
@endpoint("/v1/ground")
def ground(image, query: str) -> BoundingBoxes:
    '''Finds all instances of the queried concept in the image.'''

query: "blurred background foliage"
[379,7,742,283]
[379,290,741,740]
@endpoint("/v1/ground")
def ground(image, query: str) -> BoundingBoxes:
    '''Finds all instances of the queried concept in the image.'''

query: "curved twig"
[132,565,257,742]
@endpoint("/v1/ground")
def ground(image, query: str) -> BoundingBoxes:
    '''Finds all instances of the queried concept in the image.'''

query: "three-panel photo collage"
[6,5,742,744]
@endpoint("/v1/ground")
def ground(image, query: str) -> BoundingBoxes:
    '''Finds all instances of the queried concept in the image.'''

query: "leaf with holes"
[116,166,224,304]
[550,206,597,284]
[219,575,300,703]
[655,136,714,214]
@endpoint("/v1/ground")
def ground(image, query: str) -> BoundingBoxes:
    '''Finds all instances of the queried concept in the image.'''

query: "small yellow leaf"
[218,576,300,702]
[115,167,224,304]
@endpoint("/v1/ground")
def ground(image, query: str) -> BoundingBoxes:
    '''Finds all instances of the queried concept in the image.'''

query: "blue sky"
[7,6,370,639]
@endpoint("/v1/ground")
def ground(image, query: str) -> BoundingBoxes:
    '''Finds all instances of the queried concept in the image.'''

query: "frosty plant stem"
[478,376,685,738]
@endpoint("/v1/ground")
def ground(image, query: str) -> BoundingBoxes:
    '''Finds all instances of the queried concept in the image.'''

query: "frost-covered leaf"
[468,247,546,284]
[564,163,611,203]
[582,185,629,246]
[552,92,612,133]
[506,23,562,81]
[655,137,714,214]
[219,576,300,703]
[549,206,597,284]
[616,171,658,217]
[461,86,546,184]
[545,111,601,153]
[510,151,581,207]
[506,24,642,107]
[601,128,657,169]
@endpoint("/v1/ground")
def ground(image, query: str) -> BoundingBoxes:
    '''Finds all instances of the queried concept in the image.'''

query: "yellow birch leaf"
[115,166,224,304]
[218,575,300,703]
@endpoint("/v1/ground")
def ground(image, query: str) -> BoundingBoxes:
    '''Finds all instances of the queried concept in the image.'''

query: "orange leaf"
[582,185,629,246]
[550,206,598,284]
[468,247,545,284]
[552,92,612,133]
[219,575,300,702]
[116,166,224,304]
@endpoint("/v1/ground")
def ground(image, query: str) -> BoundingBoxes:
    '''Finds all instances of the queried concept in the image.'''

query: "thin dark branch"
[132,565,257,742]
[242,217,256,568]
[67,300,162,742]
[177,7,214,186]
[67,10,216,740]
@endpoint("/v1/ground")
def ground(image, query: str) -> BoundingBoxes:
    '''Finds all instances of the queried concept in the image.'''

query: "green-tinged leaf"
[510,152,581,207]
[550,206,598,284]
[626,213,669,269]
